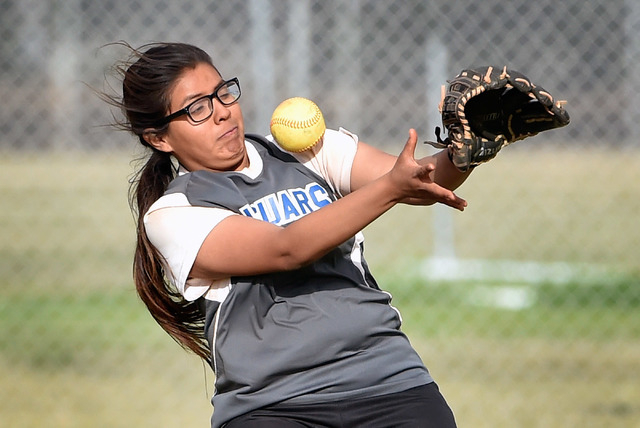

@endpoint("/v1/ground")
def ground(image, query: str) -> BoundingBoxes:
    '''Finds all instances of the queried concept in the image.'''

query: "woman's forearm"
[351,141,471,195]
[430,150,473,191]
[277,172,400,266]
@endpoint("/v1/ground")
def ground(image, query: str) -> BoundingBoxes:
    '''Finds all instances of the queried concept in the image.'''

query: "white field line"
[419,257,628,310]
[420,257,623,286]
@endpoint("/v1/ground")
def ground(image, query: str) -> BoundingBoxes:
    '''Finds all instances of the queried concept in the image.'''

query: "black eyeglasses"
[155,77,241,127]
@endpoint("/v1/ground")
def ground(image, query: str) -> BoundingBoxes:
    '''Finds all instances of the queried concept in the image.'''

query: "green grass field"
[1,149,639,427]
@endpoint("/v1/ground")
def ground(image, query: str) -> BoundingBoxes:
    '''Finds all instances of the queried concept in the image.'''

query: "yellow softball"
[270,97,326,152]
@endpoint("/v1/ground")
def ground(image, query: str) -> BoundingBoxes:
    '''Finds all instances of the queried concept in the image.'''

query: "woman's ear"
[143,129,173,153]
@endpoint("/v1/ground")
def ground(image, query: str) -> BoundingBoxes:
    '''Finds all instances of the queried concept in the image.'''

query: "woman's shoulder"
[165,169,227,194]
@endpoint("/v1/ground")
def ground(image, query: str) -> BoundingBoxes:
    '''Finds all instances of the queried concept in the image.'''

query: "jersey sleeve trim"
[144,195,236,300]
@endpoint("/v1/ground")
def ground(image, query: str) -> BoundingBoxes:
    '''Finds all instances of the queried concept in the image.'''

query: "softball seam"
[270,105,322,130]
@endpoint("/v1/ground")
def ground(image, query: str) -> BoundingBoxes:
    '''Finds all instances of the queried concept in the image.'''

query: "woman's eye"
[190,101,207,115]
[219,92,233,102]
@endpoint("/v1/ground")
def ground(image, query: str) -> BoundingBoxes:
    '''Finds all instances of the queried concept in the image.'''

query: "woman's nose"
[212,99,231,123]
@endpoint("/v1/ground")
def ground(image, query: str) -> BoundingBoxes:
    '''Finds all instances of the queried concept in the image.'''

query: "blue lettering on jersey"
[267,197,281,224]
[280,192,298,221]
[240,182,332,225]
[308,183,331,209]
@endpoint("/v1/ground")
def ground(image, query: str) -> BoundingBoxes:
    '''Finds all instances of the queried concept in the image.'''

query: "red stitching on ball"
[271,101,322,130]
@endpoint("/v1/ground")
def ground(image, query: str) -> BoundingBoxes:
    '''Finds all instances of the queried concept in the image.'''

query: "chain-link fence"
[1,1,639,427]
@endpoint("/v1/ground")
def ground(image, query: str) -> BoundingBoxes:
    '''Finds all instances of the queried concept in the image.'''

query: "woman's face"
[153,63,247,172]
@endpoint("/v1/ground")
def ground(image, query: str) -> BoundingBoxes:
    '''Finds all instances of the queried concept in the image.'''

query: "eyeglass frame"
[154,77,241,127]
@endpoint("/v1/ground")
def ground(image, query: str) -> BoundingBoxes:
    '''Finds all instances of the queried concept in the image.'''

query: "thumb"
[399,128,418,160]
[401,129,435,179]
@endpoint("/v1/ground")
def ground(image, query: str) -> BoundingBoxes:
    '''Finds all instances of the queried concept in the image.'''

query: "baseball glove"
[426,66,570,172]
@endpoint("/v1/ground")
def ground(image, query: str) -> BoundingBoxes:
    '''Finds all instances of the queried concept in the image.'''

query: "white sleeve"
[268,127,359,197]
[143,193,236,301]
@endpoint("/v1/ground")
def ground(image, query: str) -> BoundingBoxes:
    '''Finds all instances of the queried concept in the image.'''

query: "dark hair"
[104,42,218,363]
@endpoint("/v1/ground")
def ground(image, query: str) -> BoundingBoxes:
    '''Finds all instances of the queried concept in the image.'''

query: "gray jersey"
[164,135,432,428]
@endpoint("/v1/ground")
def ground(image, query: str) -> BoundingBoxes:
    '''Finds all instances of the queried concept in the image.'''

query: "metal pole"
[249,0,276,135]
[287,0,311,96]
[425,37,455,261]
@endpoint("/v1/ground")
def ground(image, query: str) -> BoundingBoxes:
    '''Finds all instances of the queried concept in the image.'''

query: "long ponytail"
[130,149,211,363]
[100,42,219,364]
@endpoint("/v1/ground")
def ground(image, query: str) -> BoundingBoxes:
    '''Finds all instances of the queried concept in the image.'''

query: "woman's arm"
[350,136,472,198]
[190,129,466,280]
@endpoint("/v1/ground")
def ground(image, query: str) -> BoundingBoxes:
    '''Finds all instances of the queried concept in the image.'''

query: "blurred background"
[1,0,638,427]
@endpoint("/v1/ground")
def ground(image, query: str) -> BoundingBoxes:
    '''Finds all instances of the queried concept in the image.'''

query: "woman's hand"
[386,129,467,211]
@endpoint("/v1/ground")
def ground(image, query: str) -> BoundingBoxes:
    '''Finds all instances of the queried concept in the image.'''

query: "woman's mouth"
[220,126,238,139]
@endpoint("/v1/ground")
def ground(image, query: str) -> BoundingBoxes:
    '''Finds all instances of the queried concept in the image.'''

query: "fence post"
[249,0,276,135]
[425,37,455,262]
[287,0,311,97]
[625,0,640,144]
[48,0,82,150]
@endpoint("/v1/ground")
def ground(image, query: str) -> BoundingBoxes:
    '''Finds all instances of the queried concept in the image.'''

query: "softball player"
[108,42,469,428]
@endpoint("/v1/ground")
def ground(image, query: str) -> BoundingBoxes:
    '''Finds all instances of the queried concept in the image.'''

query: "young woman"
[107,42,470,428]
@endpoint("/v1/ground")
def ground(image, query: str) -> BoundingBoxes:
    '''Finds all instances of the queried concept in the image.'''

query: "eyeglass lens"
[188,80,240,122]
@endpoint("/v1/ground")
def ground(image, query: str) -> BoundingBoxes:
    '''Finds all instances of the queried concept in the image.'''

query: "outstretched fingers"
[396,129,467,211]
[435,187,467,211]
